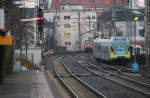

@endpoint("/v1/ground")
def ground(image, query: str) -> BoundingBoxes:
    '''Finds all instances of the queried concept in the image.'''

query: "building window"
[65,42,68,45]
[92,15,96,19]
[139,29,144,37]
[64,16,70,19]
[54,16,59,20]
[64,33,71,38]
[139,21,144,26]
[56,16,59,20]
[64,24,71,28]
[68,42,71,45]
[56,24,60,27]
[65,42,71,45]
[90,0,95,2]
[92,24,96,28]
[62,6,65,10]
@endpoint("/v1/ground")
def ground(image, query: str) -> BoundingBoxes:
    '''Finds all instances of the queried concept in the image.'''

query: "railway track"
[83,53,132,73]
[75,55,150,97]
[53,57,106,98]
[83,54,150,84]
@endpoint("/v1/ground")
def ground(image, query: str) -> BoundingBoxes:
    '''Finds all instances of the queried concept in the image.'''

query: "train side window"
[136,48,140,55]
[107,46,109,53]
[111,47,114,52]
[99,46,101,50]
[103,46,107,53]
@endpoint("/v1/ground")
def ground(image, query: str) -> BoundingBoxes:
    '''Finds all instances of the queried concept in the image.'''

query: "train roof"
[93,37,112,46]
[93,37,128,42]
[93,37,113,43]
[93,37,128,46]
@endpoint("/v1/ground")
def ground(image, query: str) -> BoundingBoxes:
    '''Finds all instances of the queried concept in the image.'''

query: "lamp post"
[78,12,81,51]
[128,0,132,42]
[133,16,139,63]
[112,0,116,37]
[145,0,150,66]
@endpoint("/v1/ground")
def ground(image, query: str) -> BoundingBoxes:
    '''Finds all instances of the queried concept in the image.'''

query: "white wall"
[130,0,145,9]
[45,4,97,51]
[15,49,41,65]
[60,4,83,10]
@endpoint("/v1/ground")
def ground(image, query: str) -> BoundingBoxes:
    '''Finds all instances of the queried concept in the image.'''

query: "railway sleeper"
[75,74,99,77]
[54,74,99,78]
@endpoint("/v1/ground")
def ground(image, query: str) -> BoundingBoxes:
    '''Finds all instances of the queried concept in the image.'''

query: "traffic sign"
[13,0,38,8]
[18,5,37,8]
[13,1,36,4]
[13,0,38,5]
[0,36,13,45]
[0,9,4,29]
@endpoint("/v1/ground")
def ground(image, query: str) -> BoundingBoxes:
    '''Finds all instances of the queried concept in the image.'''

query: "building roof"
[50,0,126,10]
[99,9,144,21]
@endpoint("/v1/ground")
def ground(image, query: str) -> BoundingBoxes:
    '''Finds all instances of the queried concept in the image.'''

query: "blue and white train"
[93,37,131,62]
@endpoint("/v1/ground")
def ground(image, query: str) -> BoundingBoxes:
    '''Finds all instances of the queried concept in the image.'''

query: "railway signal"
[0,29,13,45]
[37,8,44,32]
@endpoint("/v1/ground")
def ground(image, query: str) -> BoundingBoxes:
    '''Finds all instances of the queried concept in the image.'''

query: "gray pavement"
[0,71,54,98]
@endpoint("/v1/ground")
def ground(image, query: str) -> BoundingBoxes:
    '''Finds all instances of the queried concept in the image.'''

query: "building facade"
[45,4,97,51]
[46,0,125,51]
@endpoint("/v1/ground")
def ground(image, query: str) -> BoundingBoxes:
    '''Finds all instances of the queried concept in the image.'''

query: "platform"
[0,71,54,98]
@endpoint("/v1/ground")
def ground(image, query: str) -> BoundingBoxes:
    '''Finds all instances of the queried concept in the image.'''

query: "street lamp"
[128,0,132,44]
[131,16,140,73]
[133,16,139,63]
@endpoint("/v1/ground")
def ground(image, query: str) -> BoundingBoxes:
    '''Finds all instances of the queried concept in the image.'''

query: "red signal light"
[37,16,44,21]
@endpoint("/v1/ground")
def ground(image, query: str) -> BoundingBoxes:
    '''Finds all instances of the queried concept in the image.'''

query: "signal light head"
[37,16,44,21]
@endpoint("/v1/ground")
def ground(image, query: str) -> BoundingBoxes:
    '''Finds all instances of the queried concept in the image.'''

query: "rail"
[53,57,78,98]
[75,55,150,97]
[61,57,107,98]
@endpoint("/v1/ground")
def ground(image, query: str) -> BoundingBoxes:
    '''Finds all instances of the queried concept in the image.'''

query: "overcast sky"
[137,0,145,7]
[48,0,52,6]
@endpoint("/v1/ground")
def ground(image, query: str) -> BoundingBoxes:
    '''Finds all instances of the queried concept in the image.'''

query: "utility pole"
[125,0,130,39]
[129,0,132,44]
[34,7,37,47]
[134,17,138,63]
[25,21,28,62]
[23,8,28,64]
[145,0,150,66]
[78,12,81,51]
[112,0,116,37]
[88,16,91,33]
[20,18,23,69]
[53,17,56,50]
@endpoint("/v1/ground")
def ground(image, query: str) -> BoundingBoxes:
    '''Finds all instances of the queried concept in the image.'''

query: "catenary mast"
[145,0,150,66]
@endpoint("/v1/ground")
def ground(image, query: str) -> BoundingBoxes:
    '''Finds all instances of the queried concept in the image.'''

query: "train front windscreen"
[112,38,129,51]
